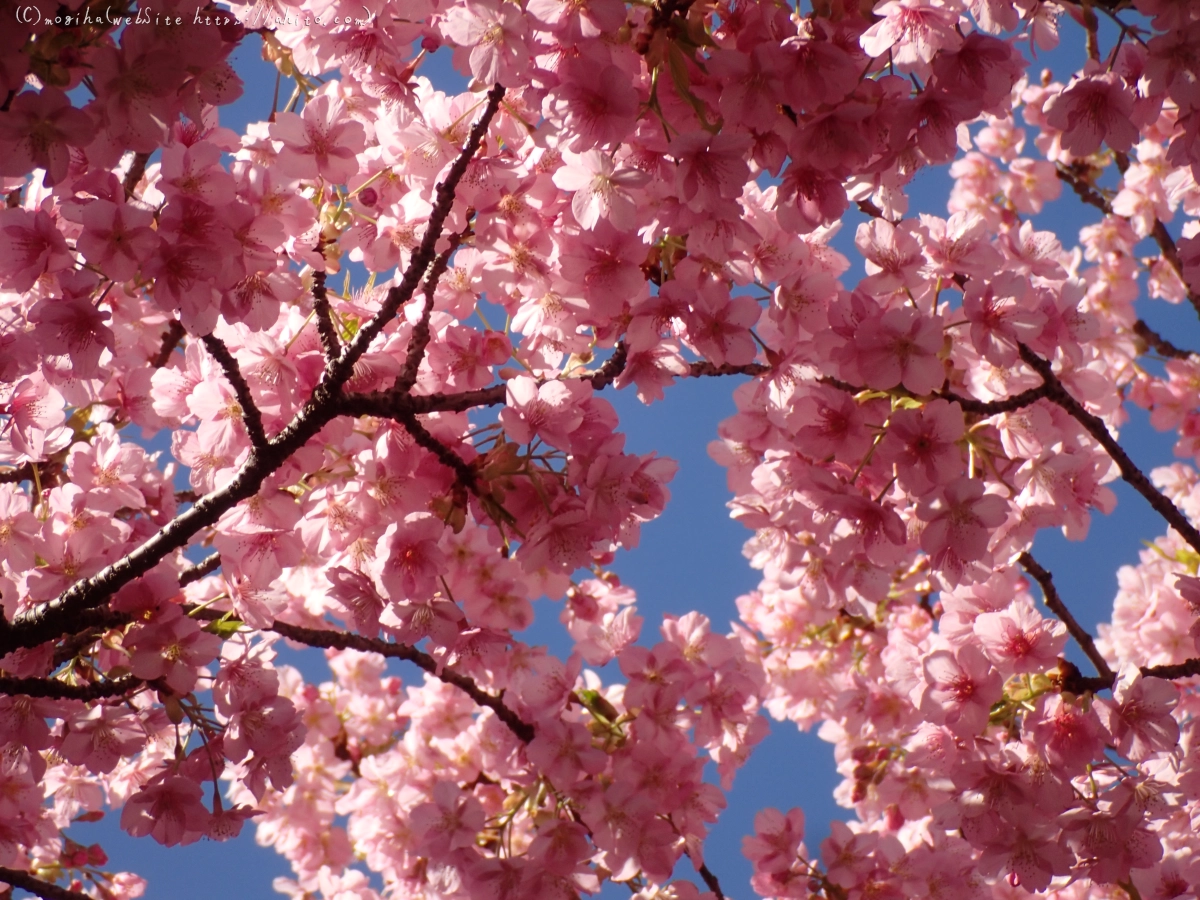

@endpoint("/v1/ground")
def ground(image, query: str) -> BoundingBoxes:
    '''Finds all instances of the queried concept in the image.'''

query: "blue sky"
[60,11,1200,900]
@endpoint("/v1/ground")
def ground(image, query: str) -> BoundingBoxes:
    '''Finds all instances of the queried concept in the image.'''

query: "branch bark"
[393,232,468,394]
[1019,552,1114,684]
[0,674,141,701]
[1018,344,1200,557]
[201,333,269,450]
[179,552,221,587]
[310,268,341,362]
[1056,162,1200,319]
[265,619,535,743]
[150,320,186,368]
[0,866,91,900]
[1132,319,1198,360]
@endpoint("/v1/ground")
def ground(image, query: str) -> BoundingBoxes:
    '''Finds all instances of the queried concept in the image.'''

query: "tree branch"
[393,232,467,394]
[310,268,341,362]
[581,341,628,389]
[939,384,1052,415]
[1056,162,1200,318]
[0,462,36,485]
[150,320,186,368]
[688,360,768,378]
[397,411,481,495]
[1019,552,1114,682]
[201,333,269,450]
[1018,344,1200,556]
[122,151,152,200]
[1142,658,1200,681]
[697,862,727,900]
[180,552,221,587]
[1132,319,1198,360]
[0,866,92,900]
[818,375,1052,417]
[1148,219,1200,319]
[0,674,141,701]
[265,619,535,742]
[318,84,504,396]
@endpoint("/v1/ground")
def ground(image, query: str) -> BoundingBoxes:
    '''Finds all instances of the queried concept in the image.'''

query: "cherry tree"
[1,0,1200,898]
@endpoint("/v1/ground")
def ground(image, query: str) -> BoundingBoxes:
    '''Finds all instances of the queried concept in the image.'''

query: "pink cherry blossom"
[269,91,366,184]
[1045,73,1141,157]
[121,776,211,847]
[500,375,590,450]
[0,88,95,186]
[974,600,1068,675]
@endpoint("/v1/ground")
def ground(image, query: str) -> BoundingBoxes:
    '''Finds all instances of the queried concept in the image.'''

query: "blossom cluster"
[1,0,1200,898]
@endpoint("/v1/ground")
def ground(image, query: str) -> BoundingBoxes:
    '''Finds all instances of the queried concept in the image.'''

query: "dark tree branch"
[1148,219,1200,319]
[1056,162,1112,216]
[200,333,269,450]
[1019,552,1114,683]
[0,674,141,701]
[940,384,1052,415]
[1058,656,1200,695]
[0,463,36,485]
[697,863,727,900]
[393,232,467,394]
[1056,162,1200,318]
[0,866,92,900]
[1018,344,1200,556]
[688,360,768,378]
[1132,319,1198,360]
[581,341,628,389]
[180,552,221,587]
[818,375,1052,417]
[1143,658,1200,681]
[122,151,152,200]
[265,619,535,742]
[319,84,504,395]
[0,87,507,659]
[397,412,480,495]
[310,268,341,361]
[150,320,186,368]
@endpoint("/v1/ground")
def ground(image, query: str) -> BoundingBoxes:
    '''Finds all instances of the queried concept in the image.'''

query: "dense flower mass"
[1,0,1200,899]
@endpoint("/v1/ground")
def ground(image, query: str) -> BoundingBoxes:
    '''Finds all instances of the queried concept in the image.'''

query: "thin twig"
[818,374,1052,417]
[1056,163,1200,318]
[939,384,1052,416]
[201,333,269,450]
[697,862,727,900]
[320,84,504,393]
[266,619,535,742]
[1056,162,1112,216]
[397,411,480,495]
[1019,552,1113,682]
[393,233,467,394]
[1018,344,1200,556]
[1132,320,1198,360]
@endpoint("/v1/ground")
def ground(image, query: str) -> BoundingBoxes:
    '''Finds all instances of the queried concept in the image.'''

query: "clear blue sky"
[64,12,1200,900]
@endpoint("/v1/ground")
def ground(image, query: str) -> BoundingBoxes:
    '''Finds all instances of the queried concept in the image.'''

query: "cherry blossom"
[0,4,1199,900]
